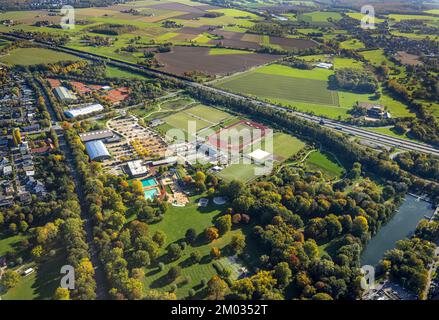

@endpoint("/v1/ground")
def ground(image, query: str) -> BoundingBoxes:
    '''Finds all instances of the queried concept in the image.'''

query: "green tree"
[0,270,20,290]
[185,228,197,244]
[230,233,246,254]
[207,275,227,300]
[152,230,166,247]
[352,216,369,237]
[215,215,232,235]
[53,287,70,300]
[273,262,292,288]
[168,243,182,260]
[168,266,182,281]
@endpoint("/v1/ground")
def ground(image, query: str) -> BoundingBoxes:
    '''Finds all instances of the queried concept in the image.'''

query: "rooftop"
[64,103,104,118]
[85,140,111,161]
[247,149,271,161]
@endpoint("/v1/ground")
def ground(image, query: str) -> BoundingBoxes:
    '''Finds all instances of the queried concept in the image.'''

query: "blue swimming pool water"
[141,178,158,188]
[144,188,159,200]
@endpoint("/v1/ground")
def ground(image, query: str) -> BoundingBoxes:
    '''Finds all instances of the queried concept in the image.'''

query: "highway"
[3,31,439,156]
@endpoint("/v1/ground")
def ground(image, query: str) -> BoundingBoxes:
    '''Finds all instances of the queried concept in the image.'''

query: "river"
[360,195,435,267]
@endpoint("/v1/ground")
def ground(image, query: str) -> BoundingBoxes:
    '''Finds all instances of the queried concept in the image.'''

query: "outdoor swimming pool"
[144,188,159,200]
[141,178,158,188]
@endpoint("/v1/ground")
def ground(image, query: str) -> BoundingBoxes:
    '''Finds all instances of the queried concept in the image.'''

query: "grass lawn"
[217,163,267,182]
[160,103,233,135]
[0,233,27,256]
[271,133,306,160]
[163,110,211,133]
[1,249,66,300]
[184,104,232,123]
[339,39,365,50]
[338,89,413,118]
[0,47,81,66]
[106,66,149,79]
[306,150,344,178]
[143,195,247,298]
[359,49,395,68]
[365,126,415,141]
[245,132,306,162]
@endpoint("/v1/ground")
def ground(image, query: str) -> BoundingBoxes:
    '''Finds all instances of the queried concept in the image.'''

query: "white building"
[64,103,104,118]
[315,62,333,69]
[247,149,272,164]
[126,160,148,177]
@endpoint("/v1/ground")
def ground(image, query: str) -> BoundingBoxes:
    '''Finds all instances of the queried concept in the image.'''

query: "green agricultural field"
[340,39,365,50]
[143,195,250,298]
[0,47,81,66]
[215,65,339,107]
[333,57,364,69]
[390,31,438,40]
[256,64,333,80]
[209,8,259,19]
[215,63,413,119]
[306,150,344,178]
[346,12,385,23]
[299,11,342,24]
[387,14,439,22]
[208,48,252,55]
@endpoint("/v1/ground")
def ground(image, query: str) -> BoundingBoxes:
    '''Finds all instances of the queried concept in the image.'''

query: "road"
[32,75,108,299]
[3,31,439,157]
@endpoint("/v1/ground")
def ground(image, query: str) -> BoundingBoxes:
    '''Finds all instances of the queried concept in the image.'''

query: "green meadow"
[0,47,81,66]
[306,151,344,178]
[142,195,250,298]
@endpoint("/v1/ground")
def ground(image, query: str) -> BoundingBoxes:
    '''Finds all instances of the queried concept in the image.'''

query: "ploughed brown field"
[209,30,263,50]
[154,46,281,76]
[178,26,214,34]
[395,51,423,66]
[208,30,317,51]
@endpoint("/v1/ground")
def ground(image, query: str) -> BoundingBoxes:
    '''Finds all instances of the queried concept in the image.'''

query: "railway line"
[2,31,439,156]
